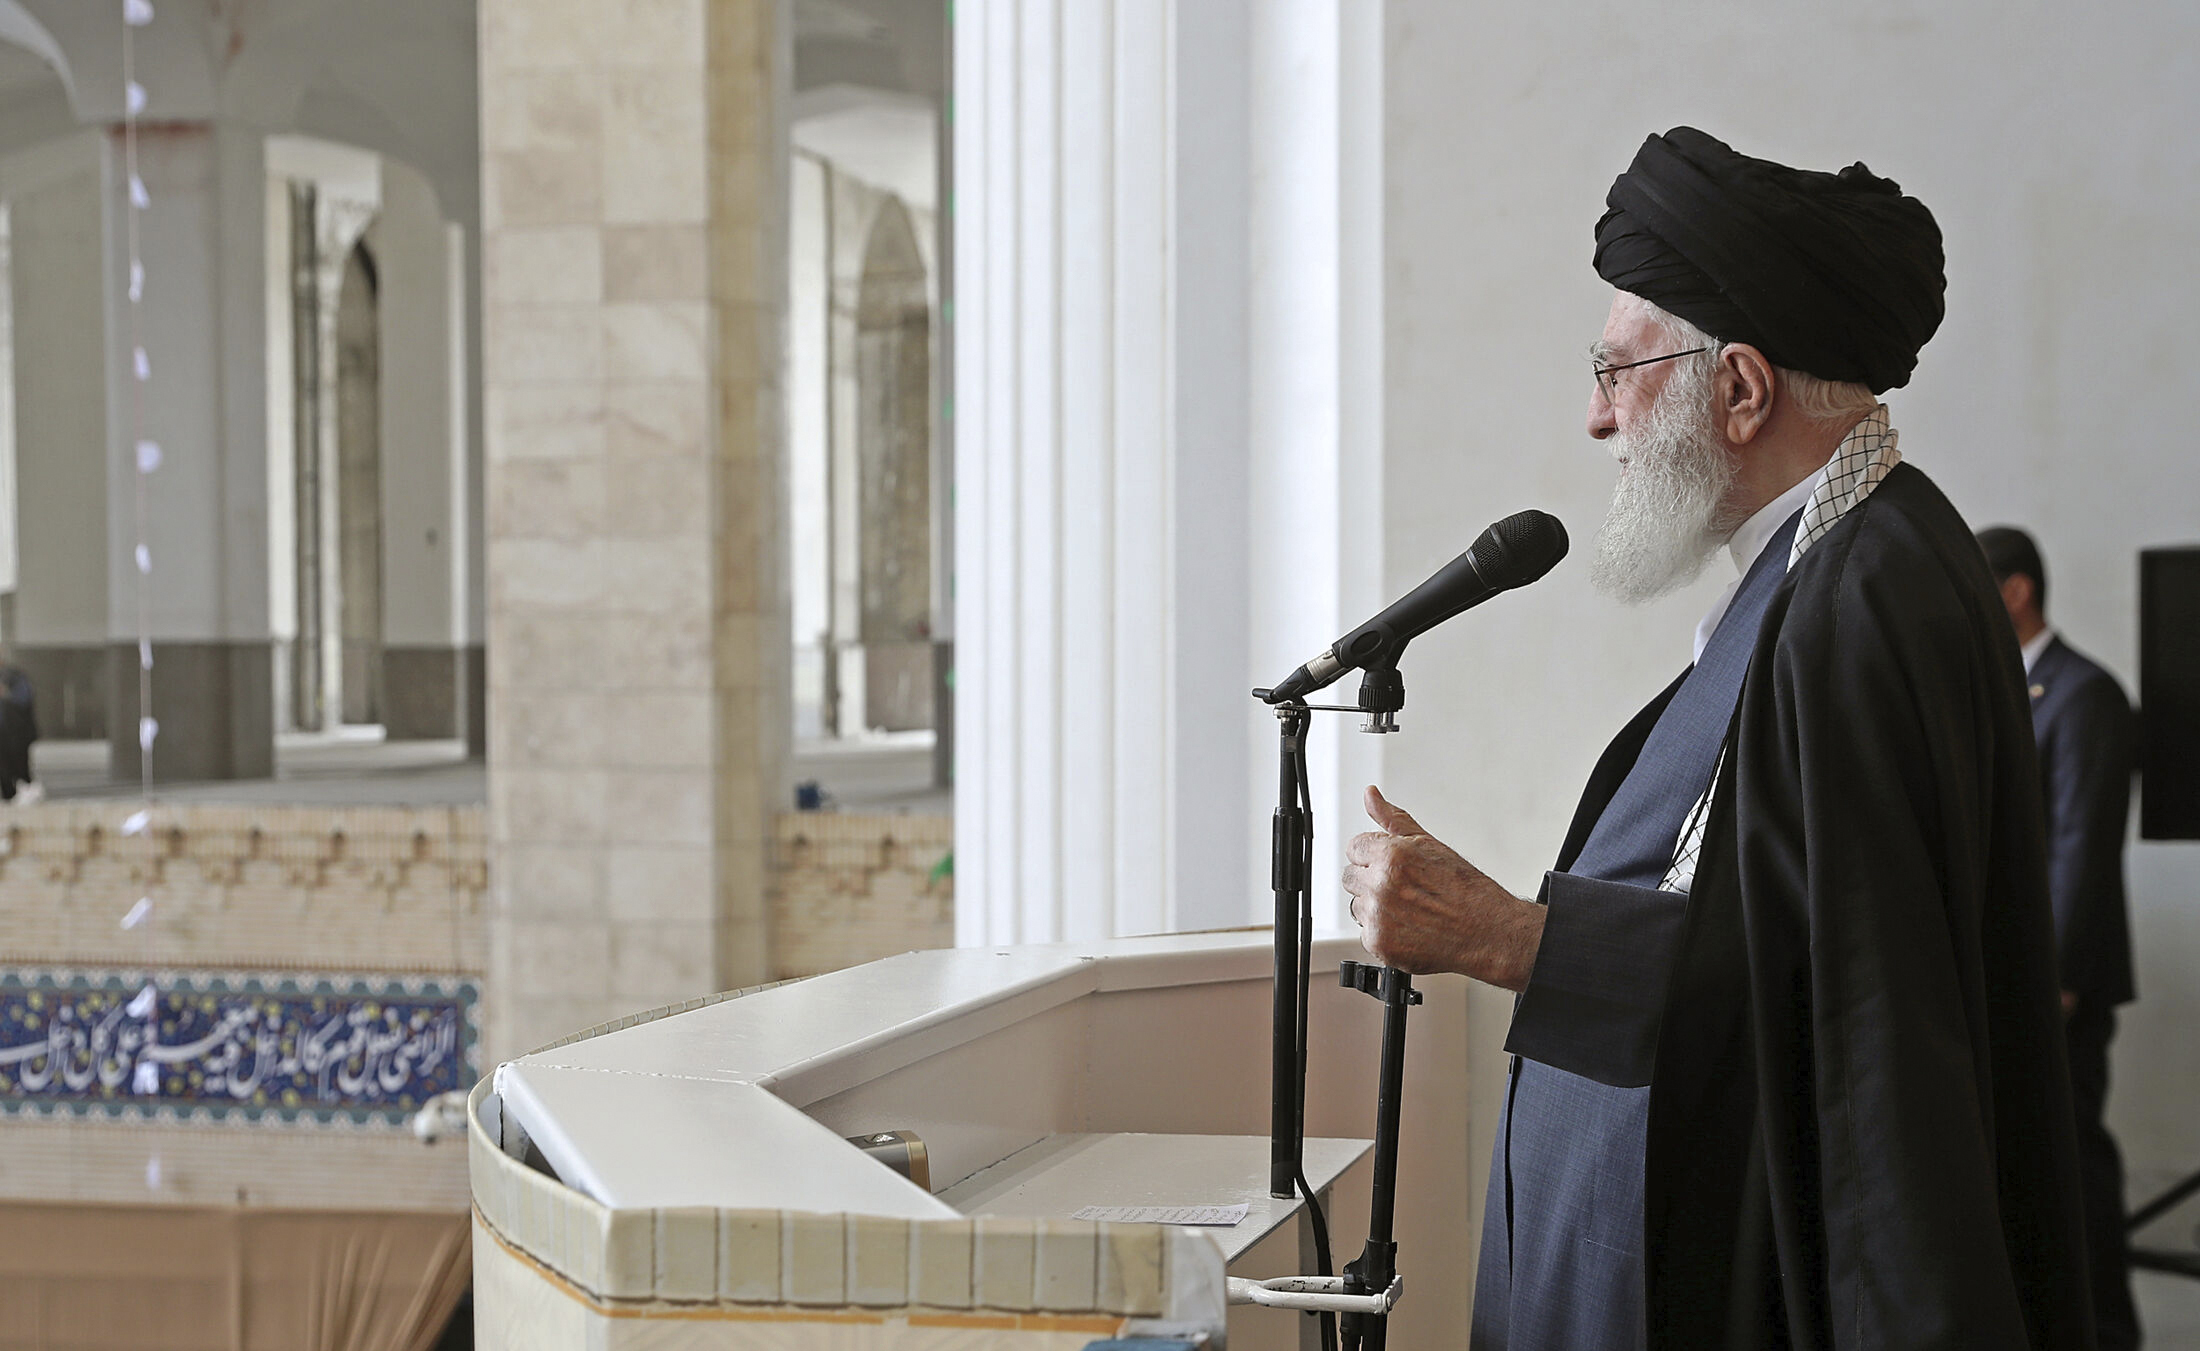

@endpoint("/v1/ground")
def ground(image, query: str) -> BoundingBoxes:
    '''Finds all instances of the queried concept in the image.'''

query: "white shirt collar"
[1689,468,1825,663]
[1729,470,1822,581]
[2021,626,2056,675]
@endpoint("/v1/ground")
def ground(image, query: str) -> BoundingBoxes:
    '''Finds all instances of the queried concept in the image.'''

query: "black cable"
[1291,738,1339,1351]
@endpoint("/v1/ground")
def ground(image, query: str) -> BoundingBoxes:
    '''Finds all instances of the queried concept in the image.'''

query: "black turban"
[1593,127,1945,393]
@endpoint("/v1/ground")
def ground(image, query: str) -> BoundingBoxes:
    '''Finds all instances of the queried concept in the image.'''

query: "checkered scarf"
[1661,406,1901,893]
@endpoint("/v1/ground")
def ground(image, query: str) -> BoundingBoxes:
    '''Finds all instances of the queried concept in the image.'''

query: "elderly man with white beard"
[1343,129,2092,1350]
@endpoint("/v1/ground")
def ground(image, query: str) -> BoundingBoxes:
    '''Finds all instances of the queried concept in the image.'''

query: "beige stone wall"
[481,0,790,1065]
[0,802,486,972]
[0,796,957,1213]
[0,801,485,1213]
[768,811,952,981]
[0,1118,472,1211]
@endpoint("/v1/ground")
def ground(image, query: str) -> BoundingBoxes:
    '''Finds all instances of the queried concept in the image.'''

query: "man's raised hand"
[1341,785,1546,992]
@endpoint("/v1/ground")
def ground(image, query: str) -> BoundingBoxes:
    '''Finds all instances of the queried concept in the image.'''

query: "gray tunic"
[1470,509,1799,1350]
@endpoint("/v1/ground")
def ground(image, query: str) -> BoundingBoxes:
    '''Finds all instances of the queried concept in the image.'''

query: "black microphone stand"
[1338,960,1419,1351]
[1268,701,1312,1201]
[1250,651,1416,1350]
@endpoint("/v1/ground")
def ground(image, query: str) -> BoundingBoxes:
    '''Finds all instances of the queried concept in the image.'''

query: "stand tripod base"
[1226,1274,1404,1315]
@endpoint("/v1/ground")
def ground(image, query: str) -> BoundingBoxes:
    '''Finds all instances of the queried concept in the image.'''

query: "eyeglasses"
[1591,346,1709,402]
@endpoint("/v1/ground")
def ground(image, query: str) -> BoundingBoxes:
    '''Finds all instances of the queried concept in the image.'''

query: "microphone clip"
[1252,654,1406,735]
[1355,656,1404,734]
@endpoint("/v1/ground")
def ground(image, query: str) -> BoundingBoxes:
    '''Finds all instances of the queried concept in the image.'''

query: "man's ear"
[1717,343,1777,446]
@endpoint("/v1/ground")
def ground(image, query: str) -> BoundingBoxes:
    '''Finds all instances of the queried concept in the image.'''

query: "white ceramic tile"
[1032,1220,1097,1312]
[782,1211,846,1306]
[909,1218,974,1309]
[845,1214,910,1307]
[719,1209,780,1303]
[604,1206,654,1297]
[653,1206,717,1300]
[1096,1223,1165,1316]
[974,1218,1036,1312]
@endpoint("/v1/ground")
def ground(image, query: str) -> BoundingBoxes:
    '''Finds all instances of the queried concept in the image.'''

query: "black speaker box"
[2140,546,2200,840]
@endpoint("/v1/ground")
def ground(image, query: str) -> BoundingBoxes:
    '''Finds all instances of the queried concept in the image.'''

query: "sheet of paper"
[1069,1203,1250,1227]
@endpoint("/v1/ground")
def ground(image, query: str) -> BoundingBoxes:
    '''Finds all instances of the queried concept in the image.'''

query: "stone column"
[2,133,112,739]
[105,122,275,782]
[305,177,377,732]
[480,0,788,1060]
[372,159,467,740]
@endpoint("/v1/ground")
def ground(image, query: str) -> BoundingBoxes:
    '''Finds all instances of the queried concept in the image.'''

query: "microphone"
[1260,509,1568,704]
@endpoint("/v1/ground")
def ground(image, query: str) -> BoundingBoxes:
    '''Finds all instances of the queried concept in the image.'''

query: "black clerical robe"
[1493,463,2092,1349]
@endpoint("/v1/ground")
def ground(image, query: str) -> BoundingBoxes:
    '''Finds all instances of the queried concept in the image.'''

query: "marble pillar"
[480,0,788,1060]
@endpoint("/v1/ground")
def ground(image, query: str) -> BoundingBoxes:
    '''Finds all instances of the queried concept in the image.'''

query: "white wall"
[1384,0,2200,1293]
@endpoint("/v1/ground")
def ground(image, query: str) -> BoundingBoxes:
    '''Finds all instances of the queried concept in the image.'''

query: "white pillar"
[372,157,465,739]
[953,0,1383,944]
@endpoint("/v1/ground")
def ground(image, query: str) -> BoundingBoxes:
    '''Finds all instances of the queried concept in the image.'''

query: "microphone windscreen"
[1475,510,1569,589]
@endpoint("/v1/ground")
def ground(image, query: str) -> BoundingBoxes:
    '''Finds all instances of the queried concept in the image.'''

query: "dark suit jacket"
[2029,635,2137,1007]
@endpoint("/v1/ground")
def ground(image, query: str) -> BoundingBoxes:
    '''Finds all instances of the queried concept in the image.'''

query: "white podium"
[467,930,1467,1350]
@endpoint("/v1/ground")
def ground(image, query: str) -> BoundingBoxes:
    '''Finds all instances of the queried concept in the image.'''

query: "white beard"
[1589,362,1744,604]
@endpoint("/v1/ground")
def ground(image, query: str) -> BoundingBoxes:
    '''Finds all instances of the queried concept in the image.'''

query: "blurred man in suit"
[0,647,37,804]
[1980,524,2140,1350]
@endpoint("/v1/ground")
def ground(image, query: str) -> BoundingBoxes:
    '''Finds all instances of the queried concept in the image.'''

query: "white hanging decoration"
[123,0,165,1145]
[144,1156,163,1189]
